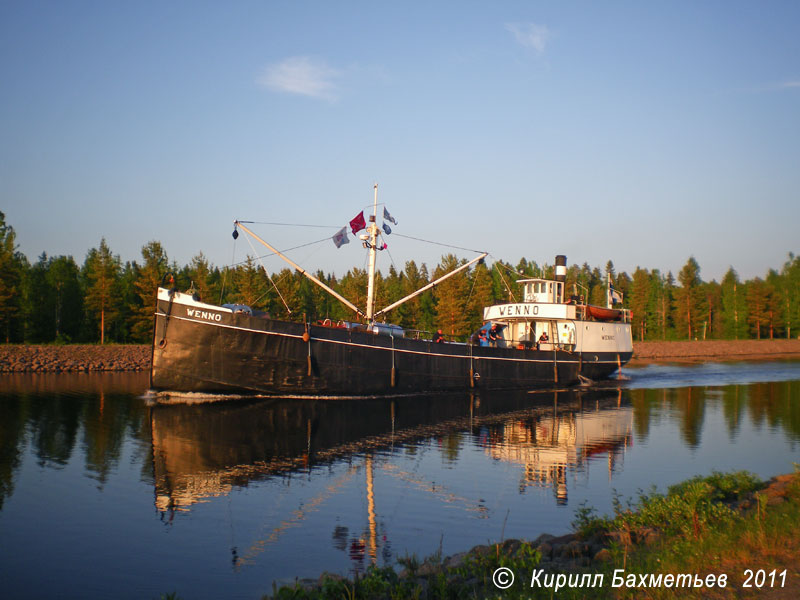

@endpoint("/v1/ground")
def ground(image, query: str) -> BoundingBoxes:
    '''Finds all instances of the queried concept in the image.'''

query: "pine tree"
[398,260,430,331]
[490,260,517,302]
[269,268,299,319]
[765,269,782,339]
[0,212,27,342]
[307,270,338,322]
[185,252,216,303]
[384,265,404,307]
[565,264,581,301]
[605,260,616,280]
[702,280,722,339]
[574,263,594,303]
[433,254,470,339]
[630,267,651,341]
[338,268,368,320]
[466,260,494,334]
[651,270,676,340]
[515,258,538,278]
[232,256,269,310]
[720,267,747,340]
[780,253,800,339]
[110,261,137,343]
[589,267,606,306]
[746,278,769,339]
[130,241,169,343]
[83,239,121,344]
[674,257,705,339]
[46,256,83,342]
[616,271,632,305]
[24,253,54,342]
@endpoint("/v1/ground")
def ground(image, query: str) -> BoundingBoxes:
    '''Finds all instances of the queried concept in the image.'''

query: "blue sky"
[2,1,798,283]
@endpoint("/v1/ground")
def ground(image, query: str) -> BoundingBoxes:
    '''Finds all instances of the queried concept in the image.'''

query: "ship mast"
[234,221,365,319]
[236,185,487,325]
[365,183,380,322]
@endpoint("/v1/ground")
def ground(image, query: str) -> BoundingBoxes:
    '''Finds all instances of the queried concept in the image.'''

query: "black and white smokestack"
[555,255,567,282]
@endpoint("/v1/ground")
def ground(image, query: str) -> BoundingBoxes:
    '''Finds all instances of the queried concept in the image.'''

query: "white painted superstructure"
[480,256,633,360]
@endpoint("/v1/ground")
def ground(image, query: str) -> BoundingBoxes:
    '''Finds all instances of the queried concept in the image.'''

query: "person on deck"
[433,329,445,343]
[537,331,549,350]
[488,324,499,347]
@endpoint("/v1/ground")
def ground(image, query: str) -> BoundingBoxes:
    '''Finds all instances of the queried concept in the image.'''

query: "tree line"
[1,211,798,344]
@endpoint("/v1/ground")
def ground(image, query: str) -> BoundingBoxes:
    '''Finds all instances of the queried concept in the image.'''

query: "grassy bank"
[266,469,800,599]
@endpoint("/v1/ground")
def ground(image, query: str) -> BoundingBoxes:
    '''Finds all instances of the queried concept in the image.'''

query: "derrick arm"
[235,221,366,319]
[373,252,488,319]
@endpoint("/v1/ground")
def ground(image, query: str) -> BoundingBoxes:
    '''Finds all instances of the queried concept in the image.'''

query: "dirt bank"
[631,339,800,362]
[0,344,150,373]
[1,339,799,374]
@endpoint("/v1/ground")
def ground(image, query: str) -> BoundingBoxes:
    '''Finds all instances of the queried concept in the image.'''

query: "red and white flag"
[349,211,366,234]
[332,227,349,248]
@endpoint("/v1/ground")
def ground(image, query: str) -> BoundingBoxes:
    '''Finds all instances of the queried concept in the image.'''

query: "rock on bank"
[0,345,150,373]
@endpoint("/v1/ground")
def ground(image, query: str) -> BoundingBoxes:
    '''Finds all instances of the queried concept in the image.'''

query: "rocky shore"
[0,344,150,373]
[1,339,800,373]
[631,338,800,362]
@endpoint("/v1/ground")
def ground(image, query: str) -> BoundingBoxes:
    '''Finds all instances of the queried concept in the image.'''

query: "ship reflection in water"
[149,388,632,568]
[4,365,800,599]
[483,391,632,505]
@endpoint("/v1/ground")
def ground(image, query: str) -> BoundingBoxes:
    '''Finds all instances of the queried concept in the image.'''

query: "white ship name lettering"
[186,308,222,322]
[497,304,539,317]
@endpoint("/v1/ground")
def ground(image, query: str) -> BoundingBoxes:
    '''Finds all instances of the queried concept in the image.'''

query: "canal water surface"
[1,361,799,599]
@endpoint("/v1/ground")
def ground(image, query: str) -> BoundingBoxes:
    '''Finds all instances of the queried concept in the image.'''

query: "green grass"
[265,469,800,600]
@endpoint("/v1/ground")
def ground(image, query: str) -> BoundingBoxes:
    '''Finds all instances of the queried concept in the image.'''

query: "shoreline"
[270,470,800,599]
[630,338,800,363]
[0,344,151,373]
[2,340,800,373]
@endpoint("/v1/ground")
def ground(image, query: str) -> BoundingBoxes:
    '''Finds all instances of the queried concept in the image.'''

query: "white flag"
[332,227,349,248]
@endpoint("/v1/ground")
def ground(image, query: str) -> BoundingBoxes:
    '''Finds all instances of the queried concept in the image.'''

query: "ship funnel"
[555,255,567,282]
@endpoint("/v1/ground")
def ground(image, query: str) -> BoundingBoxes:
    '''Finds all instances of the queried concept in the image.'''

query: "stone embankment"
[0,344,150,373]
[1,339,799,374]
[632,338,800,362]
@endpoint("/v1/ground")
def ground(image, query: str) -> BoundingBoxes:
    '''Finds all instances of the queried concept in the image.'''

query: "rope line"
[491,258,518,302]
[392,233,486,255]
[244,232,292,313]
[236,220,342,229]
[228,237,331,269]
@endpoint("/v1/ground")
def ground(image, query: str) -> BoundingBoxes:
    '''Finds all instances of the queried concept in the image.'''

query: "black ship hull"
[150,289,631,397]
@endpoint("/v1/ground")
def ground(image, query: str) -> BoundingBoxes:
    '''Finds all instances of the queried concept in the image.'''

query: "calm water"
[1,361,799,599]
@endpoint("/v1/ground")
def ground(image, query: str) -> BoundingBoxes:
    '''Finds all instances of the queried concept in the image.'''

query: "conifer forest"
[1,211,798,345]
